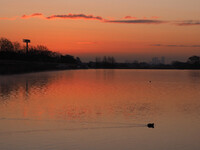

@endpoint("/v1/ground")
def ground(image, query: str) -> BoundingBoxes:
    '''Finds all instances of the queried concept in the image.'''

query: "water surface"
[0,69,200,150]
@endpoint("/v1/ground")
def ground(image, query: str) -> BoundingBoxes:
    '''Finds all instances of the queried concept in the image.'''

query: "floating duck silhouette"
[147,123,154,128]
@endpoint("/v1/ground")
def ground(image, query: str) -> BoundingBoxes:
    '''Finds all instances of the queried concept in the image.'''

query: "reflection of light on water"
[0,70,200,121]
[0,70,200,150]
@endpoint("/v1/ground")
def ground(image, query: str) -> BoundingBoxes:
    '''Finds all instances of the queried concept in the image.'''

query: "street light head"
[23,39,31,43]
[23,39,31,53]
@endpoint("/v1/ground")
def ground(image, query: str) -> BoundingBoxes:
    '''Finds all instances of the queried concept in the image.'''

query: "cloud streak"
[104,19,165,24]
[19,13,165,25]
[21,13,43,19]
[151,44,200,48]
[175,20,200,26]
[1,13,200,27]
[46,14,103,20]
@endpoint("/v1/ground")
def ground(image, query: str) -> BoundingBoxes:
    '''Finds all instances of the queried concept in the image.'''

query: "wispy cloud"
[1,12,200,27]
[175,20,200,26]
[22,13,164,24]
[21,13,43,19]
[151,44,200,48]
[104,19,165,24]
[46,14,103,20]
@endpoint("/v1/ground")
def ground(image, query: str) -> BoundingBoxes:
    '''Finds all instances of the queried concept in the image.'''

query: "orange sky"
[0,0,200,62]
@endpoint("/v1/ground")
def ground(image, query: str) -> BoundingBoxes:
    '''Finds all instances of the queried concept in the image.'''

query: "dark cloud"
[104,19,165,24]
[175,20,200,26]
[2,13,200,27]
[151,44,200,48]
[46,14,103,20]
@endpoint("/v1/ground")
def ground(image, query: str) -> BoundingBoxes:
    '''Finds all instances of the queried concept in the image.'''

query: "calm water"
[0,69,200,150]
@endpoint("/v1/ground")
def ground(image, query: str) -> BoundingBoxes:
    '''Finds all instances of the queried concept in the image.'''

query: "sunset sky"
[1,0,200,62]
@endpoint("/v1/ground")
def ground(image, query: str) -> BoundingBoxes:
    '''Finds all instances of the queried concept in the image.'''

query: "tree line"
[1,37,200,70]
[88,56,200,69]
[0,37,81,64]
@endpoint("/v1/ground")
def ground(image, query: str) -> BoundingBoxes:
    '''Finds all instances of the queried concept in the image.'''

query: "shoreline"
[1,61,200,76]
[0,60,82,75]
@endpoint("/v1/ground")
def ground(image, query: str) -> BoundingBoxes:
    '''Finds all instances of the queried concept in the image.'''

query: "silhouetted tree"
[13,41,21,51]
[0,38,14,51]
[188,56,200,64]
[36,45,49,51]
[172,61,187,69]
[76,57,82,64]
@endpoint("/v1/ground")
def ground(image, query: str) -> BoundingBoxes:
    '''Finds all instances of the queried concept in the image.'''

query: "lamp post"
[23,39,31,53]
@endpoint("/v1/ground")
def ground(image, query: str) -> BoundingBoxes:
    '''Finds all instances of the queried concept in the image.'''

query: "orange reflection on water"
[0,70,200,123]
[0,70,200,150]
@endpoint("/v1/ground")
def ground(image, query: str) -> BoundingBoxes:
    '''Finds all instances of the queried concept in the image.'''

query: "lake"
[0,69,200,150]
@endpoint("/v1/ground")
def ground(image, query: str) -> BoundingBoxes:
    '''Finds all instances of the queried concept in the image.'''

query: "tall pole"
[23,39,31,54]
[26,42,28,53]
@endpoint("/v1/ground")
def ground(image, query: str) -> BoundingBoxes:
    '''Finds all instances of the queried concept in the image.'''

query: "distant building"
[151,56,165,65]
[152,57,160,65]
[161,56,165,64]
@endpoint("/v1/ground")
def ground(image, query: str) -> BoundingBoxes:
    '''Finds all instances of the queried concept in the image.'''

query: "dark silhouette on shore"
[88,55,200,69]
[0,37,85,74]
[23,39,31,53]
[1,37,200,74]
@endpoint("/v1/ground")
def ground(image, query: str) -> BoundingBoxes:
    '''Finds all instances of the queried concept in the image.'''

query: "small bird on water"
[147,123,154,128]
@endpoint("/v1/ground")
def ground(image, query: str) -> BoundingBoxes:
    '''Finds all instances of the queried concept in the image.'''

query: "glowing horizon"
[1,0,200,62]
